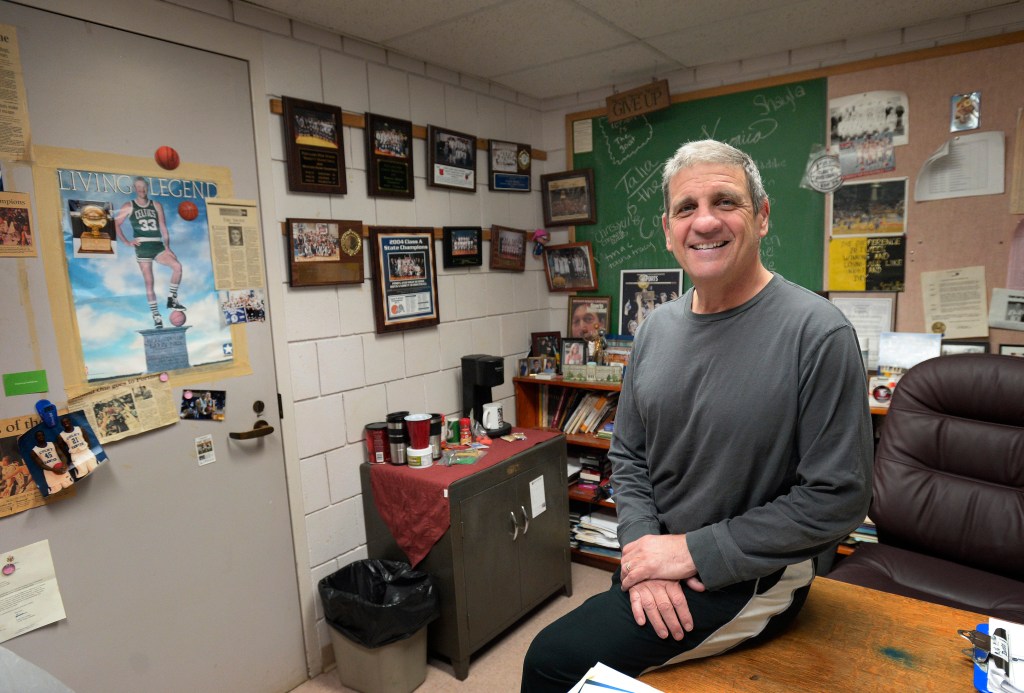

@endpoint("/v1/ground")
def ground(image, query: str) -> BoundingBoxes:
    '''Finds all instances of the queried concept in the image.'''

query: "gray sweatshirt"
[610,274,873,590]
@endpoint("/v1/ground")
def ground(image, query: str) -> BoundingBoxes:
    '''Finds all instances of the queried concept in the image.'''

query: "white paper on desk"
[570,662,665,693]
[921,266,989,339]
[987,618,1024,691]
[915,131,1004,201]
[989,288,1024,331]
[0,540,66,644]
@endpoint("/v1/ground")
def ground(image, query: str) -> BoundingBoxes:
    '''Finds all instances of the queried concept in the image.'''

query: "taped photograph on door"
[58,167,232,382]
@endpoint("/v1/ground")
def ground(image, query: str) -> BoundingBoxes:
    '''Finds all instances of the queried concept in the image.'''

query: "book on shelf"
[578,453,610,483]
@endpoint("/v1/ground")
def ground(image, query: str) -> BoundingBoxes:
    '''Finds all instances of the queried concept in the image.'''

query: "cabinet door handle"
[509,511,519,541]
[520,505,530,535]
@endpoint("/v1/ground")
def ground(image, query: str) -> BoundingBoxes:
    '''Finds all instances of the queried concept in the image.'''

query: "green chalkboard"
[572,78,827,322]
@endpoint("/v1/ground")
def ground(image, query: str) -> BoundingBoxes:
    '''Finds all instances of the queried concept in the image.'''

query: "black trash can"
[318,559,439,693]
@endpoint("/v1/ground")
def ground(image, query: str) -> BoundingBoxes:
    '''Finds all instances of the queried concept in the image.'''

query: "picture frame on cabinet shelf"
[562,338,587,367]
[531,331,561,360]
[940,339,988,356]
[567,295,611,340]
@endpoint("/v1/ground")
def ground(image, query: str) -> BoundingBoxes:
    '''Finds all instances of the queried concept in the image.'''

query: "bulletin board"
[566,32,1024,349]
[570,78,828,306]
[828,37,1024,348]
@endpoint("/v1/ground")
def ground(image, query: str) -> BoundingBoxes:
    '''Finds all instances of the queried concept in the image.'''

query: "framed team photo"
[281,96,346,195]
[286,218,364,287]
[442,226,483,268]
[541,169,596,227]
[543,242,597,292]
[428,125,477,192]
[489,225,527,271]
[368,226,439,333]
[365,113,414,199]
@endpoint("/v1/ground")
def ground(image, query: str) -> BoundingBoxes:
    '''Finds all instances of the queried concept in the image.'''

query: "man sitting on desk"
[522,140,873,691]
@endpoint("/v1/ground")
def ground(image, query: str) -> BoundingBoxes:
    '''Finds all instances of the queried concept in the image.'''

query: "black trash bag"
[318,559,439,648]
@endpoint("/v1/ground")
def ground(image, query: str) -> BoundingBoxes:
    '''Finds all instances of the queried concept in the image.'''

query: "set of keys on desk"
[960,627,1023,693]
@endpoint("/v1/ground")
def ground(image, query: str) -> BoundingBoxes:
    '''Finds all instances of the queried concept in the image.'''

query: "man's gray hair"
[661,140,768,215]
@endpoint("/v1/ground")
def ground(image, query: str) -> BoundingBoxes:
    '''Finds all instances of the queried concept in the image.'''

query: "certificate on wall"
[368,227,439,333]
[0,540,66,644]
[921,266,989,338]
[829,293,896,370]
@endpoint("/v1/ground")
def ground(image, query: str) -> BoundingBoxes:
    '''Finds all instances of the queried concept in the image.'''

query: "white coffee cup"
[482,402,503,430]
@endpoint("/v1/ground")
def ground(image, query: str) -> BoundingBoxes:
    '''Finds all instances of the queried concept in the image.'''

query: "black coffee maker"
[461,354,512,437]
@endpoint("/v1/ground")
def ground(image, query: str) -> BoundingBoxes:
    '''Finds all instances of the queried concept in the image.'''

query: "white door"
[0,4,306,692]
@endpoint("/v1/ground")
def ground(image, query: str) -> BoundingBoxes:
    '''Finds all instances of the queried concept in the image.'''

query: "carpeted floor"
[291,562,611,693]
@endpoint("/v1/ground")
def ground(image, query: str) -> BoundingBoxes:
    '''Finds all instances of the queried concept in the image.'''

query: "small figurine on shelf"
[590,328,608,366]
[531,228,550,256]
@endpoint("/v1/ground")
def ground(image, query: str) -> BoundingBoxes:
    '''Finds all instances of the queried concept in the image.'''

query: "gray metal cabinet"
[360,435,572,680]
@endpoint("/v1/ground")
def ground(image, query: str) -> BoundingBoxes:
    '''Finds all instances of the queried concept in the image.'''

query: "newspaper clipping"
[0,24,31,161]
[206,198,264,290]
[67,373,178,444]
[0,413,75,520]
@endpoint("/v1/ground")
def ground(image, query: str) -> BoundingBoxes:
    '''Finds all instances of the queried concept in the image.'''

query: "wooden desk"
[640,578,982,692]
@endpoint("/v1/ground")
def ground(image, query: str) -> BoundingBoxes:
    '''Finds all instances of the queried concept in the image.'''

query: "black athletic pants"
[521,560,813,692]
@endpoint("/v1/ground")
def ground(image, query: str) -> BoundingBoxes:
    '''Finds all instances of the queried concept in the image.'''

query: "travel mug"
[429,413,443,459]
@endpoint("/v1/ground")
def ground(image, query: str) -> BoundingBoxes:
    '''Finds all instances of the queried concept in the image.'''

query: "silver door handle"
[509,511,519,541]
[520,505,530,535]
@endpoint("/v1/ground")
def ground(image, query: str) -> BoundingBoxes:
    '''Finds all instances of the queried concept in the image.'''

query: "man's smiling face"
[662,162,769,303]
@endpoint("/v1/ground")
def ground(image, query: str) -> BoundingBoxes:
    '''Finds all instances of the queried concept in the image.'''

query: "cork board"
[829,41,1024,348]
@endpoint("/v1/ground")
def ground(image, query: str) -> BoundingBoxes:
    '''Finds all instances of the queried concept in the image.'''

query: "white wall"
[189,1,570,667]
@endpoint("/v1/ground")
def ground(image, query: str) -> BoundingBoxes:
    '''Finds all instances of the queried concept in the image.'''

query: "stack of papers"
[569,662,664,693]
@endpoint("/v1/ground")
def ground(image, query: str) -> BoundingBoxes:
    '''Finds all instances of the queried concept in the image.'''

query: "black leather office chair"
[828,354,1024,622]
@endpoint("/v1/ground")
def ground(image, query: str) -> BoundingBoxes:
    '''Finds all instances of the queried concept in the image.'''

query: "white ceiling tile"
[384,0,635,78]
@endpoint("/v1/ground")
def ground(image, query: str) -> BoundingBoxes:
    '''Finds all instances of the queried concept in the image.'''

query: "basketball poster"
[57,167,233,382]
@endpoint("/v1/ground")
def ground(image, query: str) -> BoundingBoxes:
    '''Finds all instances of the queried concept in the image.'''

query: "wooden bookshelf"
[513,376,620,450]
[515,376,624,570]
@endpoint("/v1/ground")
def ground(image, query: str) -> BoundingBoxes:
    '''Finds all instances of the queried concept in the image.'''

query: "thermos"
[386,411,409,465]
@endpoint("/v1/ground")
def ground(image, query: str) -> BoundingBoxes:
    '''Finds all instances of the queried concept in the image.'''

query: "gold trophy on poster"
[77,204,114,254]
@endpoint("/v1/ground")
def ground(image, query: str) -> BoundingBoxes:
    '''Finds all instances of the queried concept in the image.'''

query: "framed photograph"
[940,339,989,356]
[562,338,587,367]
[831,178,907,237]
[567,295,611,340]
[999,344,1024,357]
[368,226,439,333]
[427,125,477,192]
[488,139,531,191]
[286,218,364,287]
[828,291,897,371]
[531,331,561,359]
[517,357,529,377]
[489,225,527,271]
[619,269,684,336]
[442,226,483,268]
[526,356,543,375]
[281,96,346,195]
[544,242,598,292]
[365,112,414,199]
[541,168,596,227]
